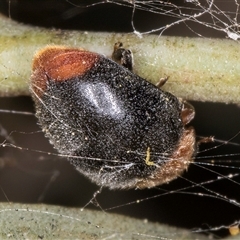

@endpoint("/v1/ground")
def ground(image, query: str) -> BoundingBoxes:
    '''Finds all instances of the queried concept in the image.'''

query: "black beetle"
[30,45,196,189]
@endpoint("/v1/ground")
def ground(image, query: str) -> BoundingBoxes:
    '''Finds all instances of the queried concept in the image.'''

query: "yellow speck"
[229,224,239,236]
[145,147,155,166]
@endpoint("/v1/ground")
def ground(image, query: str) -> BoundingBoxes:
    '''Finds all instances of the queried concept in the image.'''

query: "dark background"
[0,1,240,238]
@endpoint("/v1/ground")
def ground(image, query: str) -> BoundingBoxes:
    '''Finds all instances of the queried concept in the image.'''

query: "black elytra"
[30,46,196,189]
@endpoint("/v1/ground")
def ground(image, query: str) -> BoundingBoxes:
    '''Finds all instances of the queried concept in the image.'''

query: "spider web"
[66,0,240,39]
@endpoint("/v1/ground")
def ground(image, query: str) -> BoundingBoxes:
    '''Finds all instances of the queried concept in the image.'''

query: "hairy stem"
[0,203,224,240]
[0,13,239,103]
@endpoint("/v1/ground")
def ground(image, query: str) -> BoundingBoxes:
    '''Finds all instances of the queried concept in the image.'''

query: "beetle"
[30,44,196,189]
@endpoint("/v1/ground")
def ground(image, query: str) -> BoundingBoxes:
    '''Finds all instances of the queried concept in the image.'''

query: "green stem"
[0,203,216,240]
[0,13,239,104]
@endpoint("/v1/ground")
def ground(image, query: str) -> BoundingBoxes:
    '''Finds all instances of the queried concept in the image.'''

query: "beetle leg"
[180,100,195,126]
[156,75,169,88]
[112,42,133,71]
[198,136,214,144]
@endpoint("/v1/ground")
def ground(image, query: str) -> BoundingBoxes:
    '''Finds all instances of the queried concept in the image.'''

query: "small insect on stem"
[30,43,196,190]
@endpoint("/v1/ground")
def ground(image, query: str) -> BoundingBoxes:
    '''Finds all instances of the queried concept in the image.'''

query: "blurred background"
[0,1,240,238]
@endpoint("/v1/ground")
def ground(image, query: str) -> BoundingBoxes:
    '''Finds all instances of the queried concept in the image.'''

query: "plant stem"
[0,13,239,104]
